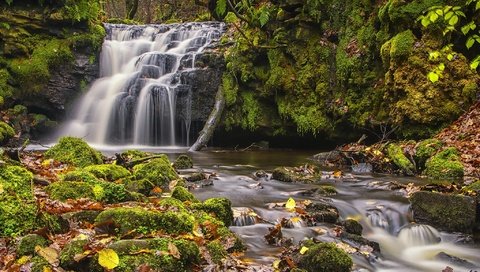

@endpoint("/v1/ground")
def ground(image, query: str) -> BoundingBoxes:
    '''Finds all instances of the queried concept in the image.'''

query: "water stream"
[184,150,480,271]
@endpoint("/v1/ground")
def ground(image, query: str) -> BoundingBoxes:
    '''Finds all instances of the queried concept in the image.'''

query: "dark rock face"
[22,50,99,118]
[410,191,476,233]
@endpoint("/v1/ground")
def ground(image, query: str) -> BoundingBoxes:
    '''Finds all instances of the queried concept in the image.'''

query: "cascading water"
[58,22,225,146]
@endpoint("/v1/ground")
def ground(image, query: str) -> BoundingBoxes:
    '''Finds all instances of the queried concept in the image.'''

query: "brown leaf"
[34,246,59,266]
[168,242,181,259]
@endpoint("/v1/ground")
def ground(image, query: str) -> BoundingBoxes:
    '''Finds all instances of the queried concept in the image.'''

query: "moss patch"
[192,198,234,227]
[297,241,353,272]
[45,137,102,167]
[83,164,131,181]
[173,154,193,169]
[171,186,198,203]
[424,147,464,180]
[132,156,178,187]
[0,121,15,143]
[17,234,48,256]
[415,138,442,168]
[386,143,415,175]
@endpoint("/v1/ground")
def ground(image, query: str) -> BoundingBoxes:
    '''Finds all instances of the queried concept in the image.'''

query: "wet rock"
[272,166,316,183]
[341,219,363,235]
[299,185,337,198]
[313,150,347,167]
[232,207,260,226]
[436,252,479,270]
[173,154,193,170]
[192,198,234,227]
[253,170,268,179]
[340,232,381,253]
[305,201,339,224]
[410,191,476,233]
[351,162,373,173]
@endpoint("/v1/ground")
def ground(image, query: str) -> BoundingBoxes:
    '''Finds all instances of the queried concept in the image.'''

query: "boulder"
[410,191,476,233]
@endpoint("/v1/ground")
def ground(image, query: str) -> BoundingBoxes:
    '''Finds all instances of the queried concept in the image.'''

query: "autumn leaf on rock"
[285,198,296,212]
[34,246,59,266]
[98,248,119,270]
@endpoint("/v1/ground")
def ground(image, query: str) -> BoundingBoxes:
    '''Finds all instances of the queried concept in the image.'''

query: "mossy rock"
[0,121,15,144]
[123,178,155,195]
[305,201,339,224]
[17,234,48,256]
[297,242,353,272]
[386,143,415,175]
[193,198,234,227]
[62,170,99,183]
[83,164,131,181]
[272,167,315,183]
[342,219,363,235]
[158,197,188,212]
[415,139,442,169]
[120,149,151,161]
[0,166,37,237]
[45,137,103,167]
[206,240,227,264]
[46,181,95,201]
[171,186,198,203]
[173,154,193,169]
[30,255,53,272]
[59,238,89,269]
[424,148,464,180]
[95,207,194,235]
[133,156,178,187]
[410,191,476,233]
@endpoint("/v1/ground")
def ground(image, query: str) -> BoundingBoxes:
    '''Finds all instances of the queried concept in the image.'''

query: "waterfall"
[59,22,224,146]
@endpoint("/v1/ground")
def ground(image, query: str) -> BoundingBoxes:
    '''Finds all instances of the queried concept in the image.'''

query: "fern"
[258,8,270,27]
[216,0,227,16]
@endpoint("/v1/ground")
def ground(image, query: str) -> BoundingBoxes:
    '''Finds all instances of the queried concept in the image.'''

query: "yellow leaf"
[285,197,296,212]
[35,246,59,266]
[98,248,119,270]
[333,171,342,178]
[290,217,301,223]
[16,256,31,265]
[373,150,382,156]
[299,246,309,255]
[272,259,281,269]
[0,184,3,194]
[42,159,53,167]
[168,242,181,259]
[43,267,53,272]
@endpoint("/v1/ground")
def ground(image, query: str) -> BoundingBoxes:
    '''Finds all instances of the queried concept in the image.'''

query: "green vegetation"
[415,139,442,168]
[424,147,464,179]
[0,121,15,143]
[171,186,198,203]
[192,198,234,227]
[132,156,178,187]
[83,164,131,181]
[59,238,89,269]
[206,240,227,263]
[0,166,36,237]
[45,137,103,167]
[297,241,353,272]
[17,234,48,256]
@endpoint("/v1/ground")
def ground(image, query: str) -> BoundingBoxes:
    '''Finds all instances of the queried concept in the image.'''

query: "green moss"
[171,186,198,203]
[120,149,151,161]
[385,0,444,26]
[463,181,480,191]
[46,181,95,201]
[222,73,239,106]
[389,30,415,61]
[62,170,99,183]
[193,198,234,227]
[424,147,464,179]
[10,38,73,93]
[298,242,353,272]
[0,69,13,100]
[31,255,52,272]
[95,207,194,236]
[92,181,133,203]
[83,164,131,181]
[133,156,178,187]
[158,197,188,212]
[386,143,415,175]
[206,241,227,264]
[45,137,103,167]
[59,238,89,269]
[172,154,193,169]
[0,166,36,237]
[415,139,442,168]
[0,121,15,143]
[123,178,155,195]
[17,234,48,256]
[381,40,392,66]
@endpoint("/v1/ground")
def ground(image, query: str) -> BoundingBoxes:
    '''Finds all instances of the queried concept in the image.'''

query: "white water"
[57,22,224,146]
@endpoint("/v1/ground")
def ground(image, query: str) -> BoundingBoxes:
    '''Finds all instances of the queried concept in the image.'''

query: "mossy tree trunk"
[189,85,225,152]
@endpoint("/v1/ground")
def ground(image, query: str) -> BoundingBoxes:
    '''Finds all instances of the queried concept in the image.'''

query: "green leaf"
[447,53,454,61]
[258,8,270,27]
[470,57,480,69]
[215,0,227,16]
[428,72,439,83]
[461,25,471,35]
[429,12,438,22]
[98,249,119,270]
[476,1,480,10]
[448,15,458,26]
[454,10,466,17]
[421,17,431,27]
[466,37,475,49]
[444,11,454,21]
[429,51,440,60]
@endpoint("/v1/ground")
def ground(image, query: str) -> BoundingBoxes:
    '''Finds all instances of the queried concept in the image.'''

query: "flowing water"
[57,22,224,146]
[182,150,480,272]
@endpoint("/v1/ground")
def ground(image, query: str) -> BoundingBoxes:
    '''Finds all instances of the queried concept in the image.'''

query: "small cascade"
[59,22,225,146]
[397,223,441,246]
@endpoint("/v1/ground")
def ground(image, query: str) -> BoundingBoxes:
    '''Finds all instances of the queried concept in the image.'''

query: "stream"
[184,149,480,272]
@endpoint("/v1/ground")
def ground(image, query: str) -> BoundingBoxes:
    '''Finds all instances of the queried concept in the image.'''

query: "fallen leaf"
[98,248,119,270]
[168,242,181,259]
[285,198,296,212]
[35,246,59,266]
[299,246,309,255]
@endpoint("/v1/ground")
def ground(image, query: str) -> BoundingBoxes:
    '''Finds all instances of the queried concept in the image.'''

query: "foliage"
[386,143,416,175]
[0,121,15,143]
[415,138,442,168]
[45,137,102,167]
[424,147,464,179]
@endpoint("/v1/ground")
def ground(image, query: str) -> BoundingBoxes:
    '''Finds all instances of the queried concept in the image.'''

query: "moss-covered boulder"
[45,137,102,167]
[424,147,464,179]
[0,166,37,237]
[305,201,339,224]
[192,198,234,227]
[0,121,15,144]
[342,219,363,235]
[133,156,178,187]
[272,167,316,183]
[83,164,131,181]
[297,242,353,272]
[59,237,89,269]
[173,154,193,169]
[410,191,476,233]
[415,139,442,169]
[103,238,200,272]
[17,234,48,256]
[206,240,227,264]
[95,207,194,235]
[171,186,198,202]
[386,143,415,175]
[46,181,95,201]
